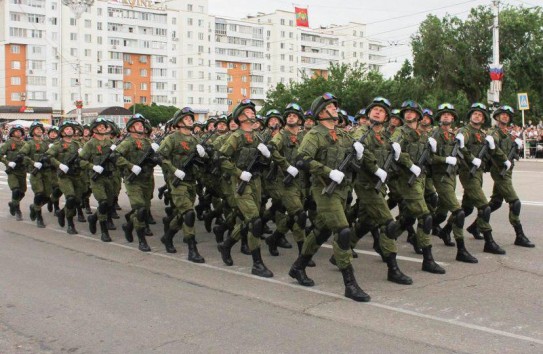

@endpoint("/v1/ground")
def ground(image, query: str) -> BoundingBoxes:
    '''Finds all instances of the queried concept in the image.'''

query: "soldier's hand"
[286,165,299,177]
[504,160,512,171]
[391,142,401,161]
[409,164,421,177]
[196,144,206,158]
[49,143,54,148]
[78,148,83,154]
[514,138,523,149]
[455,133,465,148]
[174,169,186,180]
[428,137,437,153]
[33,162,43,170]
[485,136,495,149]
[151,143,160,152]
[59,164,69,174]
[110,144,117,151]
[374,168,387,183]
[257,143,271,158]
[329,169,345,184]
[7,162,16,169]
[92,165,104,174]
[131,165,142,175]
[353,141,364,160]
[471,158,481,168]
[240,171,252,182]
[445,156,457,166]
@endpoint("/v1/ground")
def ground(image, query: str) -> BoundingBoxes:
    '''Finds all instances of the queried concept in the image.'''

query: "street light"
[62,0,94,123]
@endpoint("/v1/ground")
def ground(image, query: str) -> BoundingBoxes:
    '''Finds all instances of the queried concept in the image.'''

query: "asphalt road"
[1,161,542,353]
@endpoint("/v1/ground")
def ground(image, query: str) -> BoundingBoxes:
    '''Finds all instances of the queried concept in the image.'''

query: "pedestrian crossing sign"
[517,93,529,110]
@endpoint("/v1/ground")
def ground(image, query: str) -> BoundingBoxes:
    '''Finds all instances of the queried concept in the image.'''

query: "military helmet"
[72,121,84,136]
[47,126,59,135]
[264,109,285,127]
[466,102,489,122]
[365,96,392,120]
[337,109,349,125]
[232,99,256,124]
[435,103,459,121]
[283,102,304,124]
[310,92,338,119]
[126,113,146,131]
[421,108,434,125]
[400,100,423,119]
[205,116,217,129]
[90,117,111,133]
[226,112,234,123]
[172,107,195,127]
[29,121,45,137]
[304,110,315,121]
[354,108,367,121]
[9,124,25,137]
[59,120,78,136]
[492,105,515,121]
[389,108,403,125]
[216,114,228,125]
[144,118,153,134]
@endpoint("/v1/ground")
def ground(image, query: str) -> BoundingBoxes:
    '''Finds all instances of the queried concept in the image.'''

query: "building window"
[140,96,147,103]
[84,19,91,28]
[139,55,147,63]
[11,77,21,85]
[187,4,193,11]
[70,18,76,26]
[70,33,77,41]
[11,93,21,101]
[11,45,20,54]
[187,18,193,26]
[140,69,148,77]
[11,61,21,70]
[140,83,147,90]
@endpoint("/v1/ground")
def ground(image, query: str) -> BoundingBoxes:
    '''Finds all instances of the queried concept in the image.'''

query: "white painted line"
[456,195,543,207]
[7,216,542,345]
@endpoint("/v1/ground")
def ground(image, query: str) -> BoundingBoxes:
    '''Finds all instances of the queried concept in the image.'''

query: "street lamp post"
[62,0,94,123]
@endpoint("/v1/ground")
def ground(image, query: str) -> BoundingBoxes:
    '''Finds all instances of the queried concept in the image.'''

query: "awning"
[0,113,52,120]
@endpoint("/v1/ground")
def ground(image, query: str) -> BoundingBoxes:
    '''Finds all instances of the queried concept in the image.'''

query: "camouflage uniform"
[0,125,28,220]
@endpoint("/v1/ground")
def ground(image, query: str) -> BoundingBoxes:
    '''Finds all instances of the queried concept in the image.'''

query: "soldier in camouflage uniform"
[72,122,88,223]
[390,100,445,274]
[79,118,119,242]
[487,105,534,248]
[0,124,28,221]
[45,126,62,216]
[46,121,86,234]
[265,103,309,259]
[81,124,93,215]
[116,114,160,252]
[289,93,370,302]
[158,107,207,262]
[303,110,315,131]
[217,99,275,278]
[348,97,412,285]
[457,103,508,254]
[430,103,478,263]
[20,121,50,228]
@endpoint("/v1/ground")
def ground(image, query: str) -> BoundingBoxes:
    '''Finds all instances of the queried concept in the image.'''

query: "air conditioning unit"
[172,37,179,41]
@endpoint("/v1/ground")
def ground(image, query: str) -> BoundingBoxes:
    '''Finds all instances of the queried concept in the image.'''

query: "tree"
[128,103,179,126]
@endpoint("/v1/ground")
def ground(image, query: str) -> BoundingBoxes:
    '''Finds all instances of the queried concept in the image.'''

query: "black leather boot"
[240,228,250,255]
[483,231,506,254]
[77,206,86,222]
[213,224,226,244]
[144,224,153,236]
[47,200,53,213]
[217,237,238,266]
[385,253,413,285]
[57,208,66,227]
[99,220,112,242]
[438,223,455,246]
[467,220,483,240]
[371,228,386,262]
[265,231,282,256]
[84,198,92,214]
[251,248,273,278]
[187,238,205,263]
[289,255,315,286]
[88,213,98,234]
[122,222,134,242]
[29,204,37,221]
[136,228,151,252]
[147,211,156,225]
[513,224,535,248]
[340,265,371,302]
[195,203,206,221]
[107,210,116,230]
[8,201,16,216]
[162,214,173,234]
[203,210,217,232]
[36,210,45,228]
[277,234,292,249]
[160,229,177,253]
[53,201,60,217]
[296,241,315,267]
[421,246,446,274]
[66,217,78,235]
[406,227,422,254]
[15,205,22,221]
[456,239,478,263]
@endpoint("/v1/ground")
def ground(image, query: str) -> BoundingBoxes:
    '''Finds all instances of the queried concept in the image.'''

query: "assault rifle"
[171,131,215,187]
[500,142,519,177]
[446,139,461,177]
[469,141,489,177]
[125,132,169,183]
[323,123,375,196]
[374,135,402,192]
[57,150,80,177]
[236,129,272,195]
[407,125,441,186]
[5,154,24,174]
[30,154,50,176]
[90,133,130,181]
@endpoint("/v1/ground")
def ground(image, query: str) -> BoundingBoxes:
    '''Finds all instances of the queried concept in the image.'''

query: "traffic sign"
[518,93,530,110]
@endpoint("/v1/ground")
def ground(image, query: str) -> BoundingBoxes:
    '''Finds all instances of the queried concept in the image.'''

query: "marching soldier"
[430,103,478,263]
[45,126,62,216]
[46,121,86,234]
[289,93,370,302]
[457,103,508,254]
[158,107,207,262]
[216,99,274,278]
[303,110,315,131]
[1,124,28,221]
[487,105,535,248]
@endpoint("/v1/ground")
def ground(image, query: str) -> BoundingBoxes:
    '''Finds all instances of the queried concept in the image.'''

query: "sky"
[208,0,534,77]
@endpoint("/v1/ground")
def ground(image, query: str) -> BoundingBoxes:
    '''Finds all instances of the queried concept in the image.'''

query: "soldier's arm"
[219,134,243,177]
[458,129,476,163]
[157,135,176,174]
[46,143,62,168]
[19,141,34,167]
[390,129,414,168]
[269,132,289,171]
[0,142,9,165]
[114,140,135,170]
[488,131,507,163]
[360,148,379,174]
[297,132,332,177]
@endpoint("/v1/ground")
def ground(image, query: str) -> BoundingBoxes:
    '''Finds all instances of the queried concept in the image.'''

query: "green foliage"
[128,103,179,126]
[263,4,542,124]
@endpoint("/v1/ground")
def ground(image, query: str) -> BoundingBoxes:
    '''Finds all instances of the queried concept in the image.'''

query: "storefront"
[0,106,53,125]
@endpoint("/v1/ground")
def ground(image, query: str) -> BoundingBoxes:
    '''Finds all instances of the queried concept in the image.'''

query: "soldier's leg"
[7,172,26,220]
[125,183,150,252]
[459,171,484,240]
